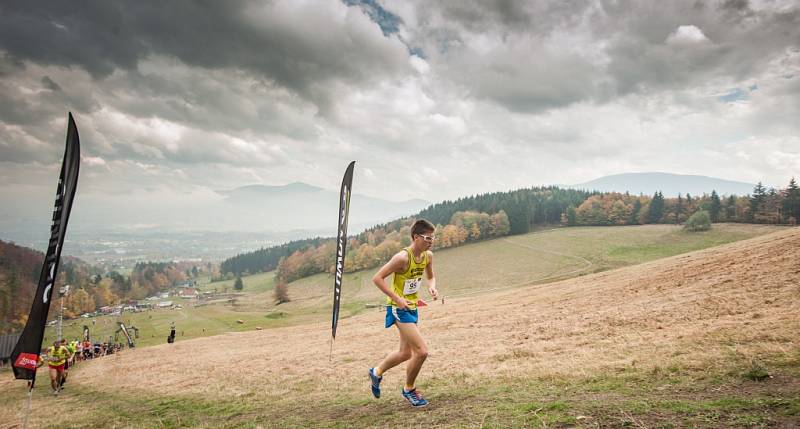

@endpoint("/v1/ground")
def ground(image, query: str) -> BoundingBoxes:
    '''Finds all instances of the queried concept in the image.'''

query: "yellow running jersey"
[386,247,428,309]
[45,346,69,366]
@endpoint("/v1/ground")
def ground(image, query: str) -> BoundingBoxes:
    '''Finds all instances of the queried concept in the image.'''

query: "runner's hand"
[396,299,412,311]
[428,286,439,300]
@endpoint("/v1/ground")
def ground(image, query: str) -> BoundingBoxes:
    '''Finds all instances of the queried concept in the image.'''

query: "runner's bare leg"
[377,328,411,372]
[395,322,428,388]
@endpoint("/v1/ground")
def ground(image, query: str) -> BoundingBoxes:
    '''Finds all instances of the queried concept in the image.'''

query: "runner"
[76,340,84,362]
[42,340,70,395]
[60,339,76,389]
[368,219,439,407]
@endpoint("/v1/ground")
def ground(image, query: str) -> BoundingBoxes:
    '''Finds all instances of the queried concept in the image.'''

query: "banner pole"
[22,382,33,429]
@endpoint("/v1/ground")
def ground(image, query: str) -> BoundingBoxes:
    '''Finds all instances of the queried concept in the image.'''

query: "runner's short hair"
[411,219,435,237]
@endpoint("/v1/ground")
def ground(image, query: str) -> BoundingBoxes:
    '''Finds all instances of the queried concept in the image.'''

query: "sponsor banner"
[14,353,39,371]
[11,113,80,383]
[331,161,354,340]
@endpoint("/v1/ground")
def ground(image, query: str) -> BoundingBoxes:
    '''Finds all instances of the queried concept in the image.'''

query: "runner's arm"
[372,252,411,310]
[425,251,438,300]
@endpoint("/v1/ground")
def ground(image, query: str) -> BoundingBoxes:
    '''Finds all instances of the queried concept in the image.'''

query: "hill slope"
[2,228,798,427]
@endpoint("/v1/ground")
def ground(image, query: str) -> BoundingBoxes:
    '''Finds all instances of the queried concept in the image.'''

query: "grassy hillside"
[43,224,784,349]
[0,225,797,428]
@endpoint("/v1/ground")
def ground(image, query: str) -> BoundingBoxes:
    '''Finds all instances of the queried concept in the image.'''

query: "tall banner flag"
[11,113,81,384]
[331,161,355,347]
[83,325,90,342]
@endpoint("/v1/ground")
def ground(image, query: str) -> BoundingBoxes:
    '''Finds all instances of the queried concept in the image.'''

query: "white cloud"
[82,156,107,167]
[666,25,710,45]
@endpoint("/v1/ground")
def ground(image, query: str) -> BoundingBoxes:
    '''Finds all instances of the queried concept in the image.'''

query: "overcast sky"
[1,0,799,233]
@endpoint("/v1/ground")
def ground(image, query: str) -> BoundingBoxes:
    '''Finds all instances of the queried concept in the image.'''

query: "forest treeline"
[223,179,799,284]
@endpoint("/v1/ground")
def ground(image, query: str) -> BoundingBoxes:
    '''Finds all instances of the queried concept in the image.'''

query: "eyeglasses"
[419,234,435,242]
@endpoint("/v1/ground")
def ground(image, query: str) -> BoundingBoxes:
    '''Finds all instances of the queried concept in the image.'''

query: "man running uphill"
[368,219,439,407]
[40,340,70,396]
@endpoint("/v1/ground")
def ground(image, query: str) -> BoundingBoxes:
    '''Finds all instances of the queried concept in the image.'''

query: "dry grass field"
[1,226,798,428]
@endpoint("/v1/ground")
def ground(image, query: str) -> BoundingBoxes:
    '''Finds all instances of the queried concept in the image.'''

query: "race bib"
[403,277,422,295]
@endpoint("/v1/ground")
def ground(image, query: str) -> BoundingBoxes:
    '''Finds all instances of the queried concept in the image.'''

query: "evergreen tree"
[647,192,664,223]
[764,188,781,223]
[675,194,683,224]
[749,182,766,222]
[709,190,721,222]
[726,195,737,221]
[783,177,800,224]
[566,206,577,226]
[629,199,642,225]
[234,276,244,291]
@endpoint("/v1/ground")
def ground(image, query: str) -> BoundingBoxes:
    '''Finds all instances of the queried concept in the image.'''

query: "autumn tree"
[274,280,290,304]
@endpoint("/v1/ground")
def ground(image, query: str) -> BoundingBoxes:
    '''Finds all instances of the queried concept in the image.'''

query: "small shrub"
[684,210,711,232]
[744,359,770,381]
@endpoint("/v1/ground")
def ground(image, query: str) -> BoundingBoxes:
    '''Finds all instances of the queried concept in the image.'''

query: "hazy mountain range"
[0,172,766,262]
[569,173,758,197]
[0,182,430,250]
[216,182,429,233]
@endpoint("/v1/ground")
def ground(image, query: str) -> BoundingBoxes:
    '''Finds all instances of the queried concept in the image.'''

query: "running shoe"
[368,367,382,398]
[401,388,428,407]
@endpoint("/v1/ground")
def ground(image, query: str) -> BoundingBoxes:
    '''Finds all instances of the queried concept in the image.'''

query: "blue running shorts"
[385,306,418,328]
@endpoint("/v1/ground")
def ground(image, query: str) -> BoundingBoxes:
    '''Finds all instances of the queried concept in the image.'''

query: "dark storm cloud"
[432,0,592,34]
[105,67,319,141]
[0,0,410,113]
[0,0,412,167]
[40,76,61,91]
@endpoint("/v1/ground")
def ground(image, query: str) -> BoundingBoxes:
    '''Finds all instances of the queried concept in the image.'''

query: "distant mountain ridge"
[0,182,430,247]
[219,182,324,197]
[570,172,757,197]
[218,183,430,232]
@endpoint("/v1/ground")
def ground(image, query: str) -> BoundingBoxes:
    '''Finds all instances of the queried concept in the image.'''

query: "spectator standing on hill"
[82,340,92,359]
[368,219,439,408]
